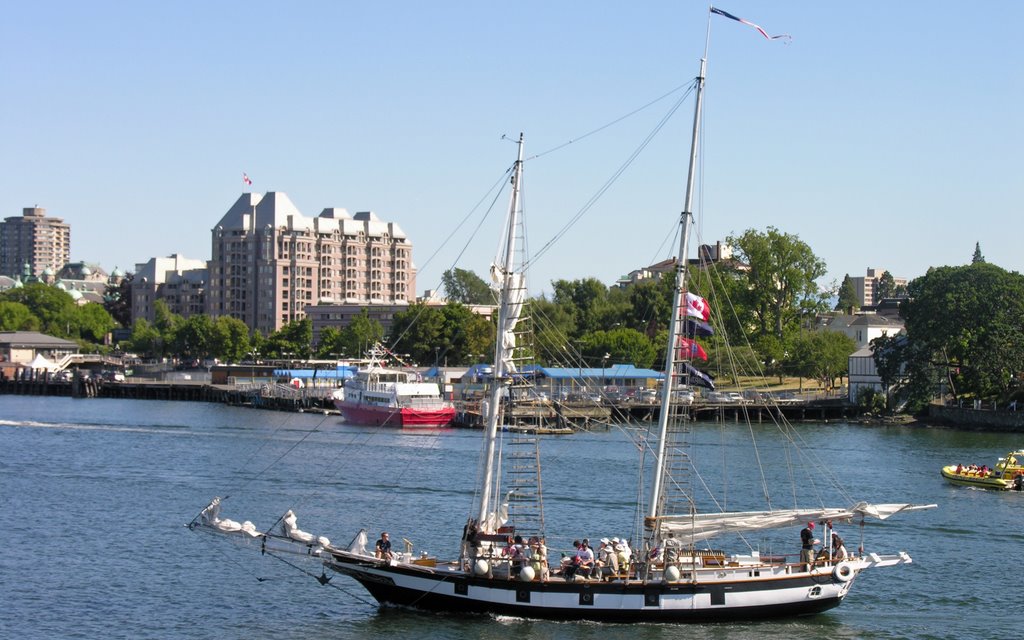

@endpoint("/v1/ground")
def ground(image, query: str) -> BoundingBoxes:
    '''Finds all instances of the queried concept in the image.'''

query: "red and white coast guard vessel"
[333,364,455,427]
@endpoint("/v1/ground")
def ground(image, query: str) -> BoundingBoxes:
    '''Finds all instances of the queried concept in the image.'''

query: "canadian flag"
[684,292,710,322]
[243,172,253,186]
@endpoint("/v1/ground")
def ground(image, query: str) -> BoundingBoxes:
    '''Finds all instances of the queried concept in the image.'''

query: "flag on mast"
[684,292,711,322]
[243,172,253,186]
[711,7,791,42]
[679,337,708,361]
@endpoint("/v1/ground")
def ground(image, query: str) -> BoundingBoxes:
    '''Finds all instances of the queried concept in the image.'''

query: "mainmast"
[647,59,706,528]
[477,133,525,527]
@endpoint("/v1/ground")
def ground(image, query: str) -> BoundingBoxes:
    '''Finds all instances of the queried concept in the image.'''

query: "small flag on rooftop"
[243,172,253,186]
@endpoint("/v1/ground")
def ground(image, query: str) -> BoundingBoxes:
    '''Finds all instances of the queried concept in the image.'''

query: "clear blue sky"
[3,2,1021,297]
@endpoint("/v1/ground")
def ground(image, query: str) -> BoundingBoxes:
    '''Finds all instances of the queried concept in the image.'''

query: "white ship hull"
[323,550,874,622]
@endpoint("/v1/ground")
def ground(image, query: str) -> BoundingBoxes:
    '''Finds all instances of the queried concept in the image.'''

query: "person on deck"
[831,532,848,561]
[375,531,393,560]
[800,522,817,570]
[562,539,582,579]
[574,539,596,580]
[663,532,681,566]
[597,538,619,578]
[504,535,527,578]
[528,536,548,580]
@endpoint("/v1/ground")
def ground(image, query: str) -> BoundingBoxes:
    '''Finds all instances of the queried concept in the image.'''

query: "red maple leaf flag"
[684,292,711,322]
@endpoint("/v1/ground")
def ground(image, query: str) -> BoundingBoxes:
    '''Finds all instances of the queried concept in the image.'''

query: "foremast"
[477,133,526,529]
[647,59,706,541]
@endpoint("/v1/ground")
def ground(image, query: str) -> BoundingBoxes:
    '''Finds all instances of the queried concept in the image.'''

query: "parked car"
[637,389,659,404]
[673,389,695,405]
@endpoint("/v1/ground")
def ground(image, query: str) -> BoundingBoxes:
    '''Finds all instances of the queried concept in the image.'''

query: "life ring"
[833,561,854,583]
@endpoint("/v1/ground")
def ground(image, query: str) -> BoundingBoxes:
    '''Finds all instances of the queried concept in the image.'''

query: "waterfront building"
[0,207,71,279]
[0,331,80,378]
[206,192,416,335]
[616,241,740,288]
[821,313,904,350]
[132,254,209,324]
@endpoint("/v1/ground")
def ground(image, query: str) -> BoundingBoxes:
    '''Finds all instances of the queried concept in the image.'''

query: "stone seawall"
[928,404,1024,432]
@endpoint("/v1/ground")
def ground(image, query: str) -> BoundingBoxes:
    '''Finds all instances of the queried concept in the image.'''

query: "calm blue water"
[1,396,1020,639]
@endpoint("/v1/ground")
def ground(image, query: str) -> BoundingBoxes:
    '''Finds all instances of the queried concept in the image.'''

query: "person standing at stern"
[800,521,817,570]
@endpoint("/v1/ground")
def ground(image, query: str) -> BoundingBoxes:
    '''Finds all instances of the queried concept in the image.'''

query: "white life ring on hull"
[833,561,855,582]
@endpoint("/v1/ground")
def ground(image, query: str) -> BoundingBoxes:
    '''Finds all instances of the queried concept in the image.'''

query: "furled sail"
[490,265,525,373]
[654,502,936,544]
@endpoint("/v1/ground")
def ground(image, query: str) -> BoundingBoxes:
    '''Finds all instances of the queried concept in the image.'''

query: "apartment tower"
[206,192,415,335]
[0,207,71,278]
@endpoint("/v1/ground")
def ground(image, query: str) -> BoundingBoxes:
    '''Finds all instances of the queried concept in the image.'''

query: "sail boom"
[654,503,937,543]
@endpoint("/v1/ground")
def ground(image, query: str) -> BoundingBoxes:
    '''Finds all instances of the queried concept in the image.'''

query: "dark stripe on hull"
[355,578,841,622]
[327,559,844,622]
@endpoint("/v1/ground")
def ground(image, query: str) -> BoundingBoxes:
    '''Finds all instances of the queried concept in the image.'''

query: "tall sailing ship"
[191,8,934,622]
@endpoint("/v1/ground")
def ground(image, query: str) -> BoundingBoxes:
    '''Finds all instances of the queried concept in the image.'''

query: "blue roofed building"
[525,363,664,400]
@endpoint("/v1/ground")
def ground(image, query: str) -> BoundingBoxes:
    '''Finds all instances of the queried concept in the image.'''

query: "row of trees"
[0,226,859,392]
[121,303,390,364]
[0,283,117,346]
[436,227,854,389]
[10,232,1015,414]
[871,259,1024,412]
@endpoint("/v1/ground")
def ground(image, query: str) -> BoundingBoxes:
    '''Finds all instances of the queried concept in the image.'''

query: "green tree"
[835,274,860,314]
[870,333,906,413]
[441,268,494,305]
[124,318,163,358]
[551,277,624,338]
[0,301,39,331]
[0,282,76,337]
[526,295,576,365]
[103,273,133,327]
[578,327,658,370]
[173,314,215,359]
[249,330,268,361]
[440,303,494,365]
[726,227,829,363]
[389,303,445,363]
[152,300,184,351]
[344,309,386,357]
[212,316,251,363]
[69,303,117,343]
[315,327,344,359]
[902,263,1024,401]
[784,330,855,391]
[875,271,896,301]
[315,309,385,359]
[264,318,313,359]
[972,242,985,264]
[625,279,672,338]
[389,302,494,365]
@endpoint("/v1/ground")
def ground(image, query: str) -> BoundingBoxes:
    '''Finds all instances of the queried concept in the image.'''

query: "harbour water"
[1,396,1019,639]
